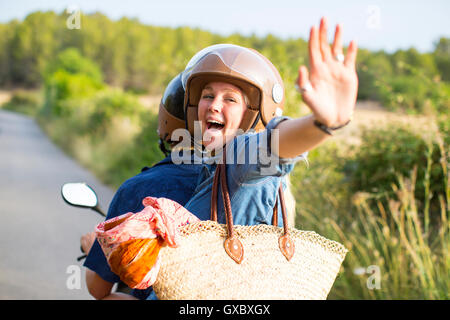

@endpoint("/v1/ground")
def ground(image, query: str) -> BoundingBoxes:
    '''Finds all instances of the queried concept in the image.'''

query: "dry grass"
[0,90,12,105]
[334,100,439,146]
[137,94,161,112]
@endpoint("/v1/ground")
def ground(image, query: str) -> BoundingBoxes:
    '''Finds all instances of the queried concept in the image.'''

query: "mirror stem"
[92,205,106,217]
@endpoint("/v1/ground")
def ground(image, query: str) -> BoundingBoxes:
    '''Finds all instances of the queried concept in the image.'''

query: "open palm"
[298,17,359,128]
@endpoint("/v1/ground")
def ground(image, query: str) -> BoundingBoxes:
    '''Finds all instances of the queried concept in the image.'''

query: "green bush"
[43,47,103,84]
[42,48,104,117]
[36,47,151,188]
[344,124,447,218]
[86,88,141,135]
[376,74,449,114]
[38,87,147,188]
[43,70,104,116]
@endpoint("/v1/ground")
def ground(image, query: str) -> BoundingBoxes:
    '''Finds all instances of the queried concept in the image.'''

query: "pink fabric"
[95,197,199,289]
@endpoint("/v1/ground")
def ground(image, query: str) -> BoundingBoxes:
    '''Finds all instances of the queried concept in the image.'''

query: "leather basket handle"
[210,146,295,263]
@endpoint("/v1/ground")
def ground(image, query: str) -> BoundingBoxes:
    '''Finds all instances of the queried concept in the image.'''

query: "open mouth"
[206,120,225,130]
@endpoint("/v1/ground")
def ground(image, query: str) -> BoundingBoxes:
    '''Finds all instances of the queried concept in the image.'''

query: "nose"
[208,97,222,113]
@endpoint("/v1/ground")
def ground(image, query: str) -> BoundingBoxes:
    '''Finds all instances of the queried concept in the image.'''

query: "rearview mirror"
[61,183,98,208]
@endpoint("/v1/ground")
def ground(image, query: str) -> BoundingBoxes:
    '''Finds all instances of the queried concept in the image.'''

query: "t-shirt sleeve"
[226,116,308,184]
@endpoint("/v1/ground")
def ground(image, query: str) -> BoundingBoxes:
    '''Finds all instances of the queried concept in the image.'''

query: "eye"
[224,94,240,103]
[202,94,214,99]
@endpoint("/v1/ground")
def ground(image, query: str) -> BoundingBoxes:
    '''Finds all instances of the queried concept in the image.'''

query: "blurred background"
[0,0,448,299]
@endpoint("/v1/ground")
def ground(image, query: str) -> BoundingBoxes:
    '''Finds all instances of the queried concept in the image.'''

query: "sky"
[0,0,449,53]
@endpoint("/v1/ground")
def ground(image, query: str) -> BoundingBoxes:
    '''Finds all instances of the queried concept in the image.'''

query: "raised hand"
[298,17,358,128]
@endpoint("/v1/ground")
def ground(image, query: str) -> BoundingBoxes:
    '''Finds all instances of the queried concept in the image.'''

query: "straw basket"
[153,221,347,299]
[153,150,347,299]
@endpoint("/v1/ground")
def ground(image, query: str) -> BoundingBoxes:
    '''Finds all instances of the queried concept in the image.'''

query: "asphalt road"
[0,110,115,299]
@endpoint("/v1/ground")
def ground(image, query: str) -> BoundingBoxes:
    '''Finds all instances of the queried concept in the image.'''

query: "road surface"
[0,109,116,299]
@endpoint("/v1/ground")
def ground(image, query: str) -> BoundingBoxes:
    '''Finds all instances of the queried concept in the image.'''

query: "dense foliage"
[344,125,447,215]
[0,11,449,114]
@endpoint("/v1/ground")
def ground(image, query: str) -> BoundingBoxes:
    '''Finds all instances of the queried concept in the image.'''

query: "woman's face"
[197,81,247,150]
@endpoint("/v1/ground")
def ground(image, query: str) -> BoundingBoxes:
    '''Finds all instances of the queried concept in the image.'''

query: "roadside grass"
[0,89,42,116]
[292,120,449,299]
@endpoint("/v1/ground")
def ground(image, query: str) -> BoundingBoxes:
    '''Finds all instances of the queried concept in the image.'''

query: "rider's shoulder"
[117,155,199,191]
[120,157,172,187]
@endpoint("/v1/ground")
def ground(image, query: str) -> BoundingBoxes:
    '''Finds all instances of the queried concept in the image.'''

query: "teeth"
[207,120,224,125]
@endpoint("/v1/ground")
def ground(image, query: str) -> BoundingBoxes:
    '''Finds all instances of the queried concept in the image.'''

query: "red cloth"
[95,197,199,289]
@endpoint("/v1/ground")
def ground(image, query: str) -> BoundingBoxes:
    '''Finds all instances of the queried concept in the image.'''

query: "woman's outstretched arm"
[277,17,358,159]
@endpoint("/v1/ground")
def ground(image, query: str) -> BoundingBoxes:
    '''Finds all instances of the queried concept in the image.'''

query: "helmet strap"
[249,112,260,130]
[158,138,170,157]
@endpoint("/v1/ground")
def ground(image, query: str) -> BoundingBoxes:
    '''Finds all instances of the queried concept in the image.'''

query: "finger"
[344,40,358,69]
[297,65,313,97]
[319,17,333,62]
[331,24,343,56]
[298,65,309,87]
[308,26,321,68]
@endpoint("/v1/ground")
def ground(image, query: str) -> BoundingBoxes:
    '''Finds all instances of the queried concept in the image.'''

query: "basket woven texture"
[153,220,347,300]
[154,148,347,300]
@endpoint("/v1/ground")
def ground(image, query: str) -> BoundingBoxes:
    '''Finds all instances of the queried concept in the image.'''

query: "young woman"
[182,17,358,226]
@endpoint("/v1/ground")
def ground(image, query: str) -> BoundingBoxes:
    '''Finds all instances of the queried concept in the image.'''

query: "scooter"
[61,182,132,294]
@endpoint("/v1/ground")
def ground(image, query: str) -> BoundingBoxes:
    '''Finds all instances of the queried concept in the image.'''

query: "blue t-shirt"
[185,116,307,227]
[83,155,202,299]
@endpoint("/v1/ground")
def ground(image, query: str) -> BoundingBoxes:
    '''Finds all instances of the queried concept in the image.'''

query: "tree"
[8,11,59,87]
[434,37,450,82]
[0,23,14,86]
